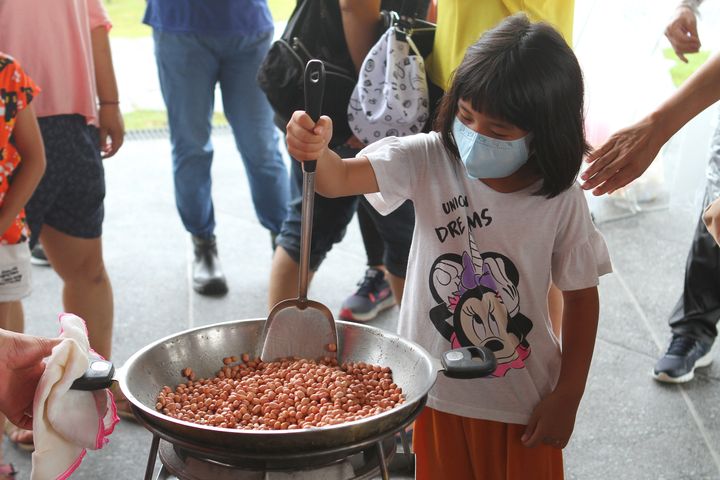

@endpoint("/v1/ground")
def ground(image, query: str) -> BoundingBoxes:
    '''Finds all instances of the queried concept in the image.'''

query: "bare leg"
[6,301,23,333]
[40,225,113,359]
[386,272,405,307]
[268,247,314,310]
[0,305,11,445]
[548,283,563,338]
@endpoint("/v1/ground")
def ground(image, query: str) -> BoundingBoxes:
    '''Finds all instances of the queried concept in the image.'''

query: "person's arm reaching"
[581,51,720,195]
[665,2,702,63]
[286,111,379,197]
[91,25,125,158]
[0,329,60,429]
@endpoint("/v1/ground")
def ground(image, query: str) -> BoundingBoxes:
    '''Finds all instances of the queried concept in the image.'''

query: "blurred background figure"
[0,53,46,480]
[143,0,290,296]
[0,0,125,445]
[581,0,720,384]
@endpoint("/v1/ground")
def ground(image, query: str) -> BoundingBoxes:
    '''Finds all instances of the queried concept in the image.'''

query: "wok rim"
[117,318,436,437]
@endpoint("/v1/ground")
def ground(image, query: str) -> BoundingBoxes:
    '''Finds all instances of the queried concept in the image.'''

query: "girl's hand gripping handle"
[303,60,325,173]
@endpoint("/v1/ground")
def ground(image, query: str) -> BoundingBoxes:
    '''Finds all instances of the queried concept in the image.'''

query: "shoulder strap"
[280,0,309,42]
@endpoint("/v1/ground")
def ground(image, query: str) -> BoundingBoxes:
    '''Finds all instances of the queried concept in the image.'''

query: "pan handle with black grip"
[70,359,116,390]
[439,346,497,379]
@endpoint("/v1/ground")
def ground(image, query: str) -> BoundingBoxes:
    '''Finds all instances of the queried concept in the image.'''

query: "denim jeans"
[153,29,289,237]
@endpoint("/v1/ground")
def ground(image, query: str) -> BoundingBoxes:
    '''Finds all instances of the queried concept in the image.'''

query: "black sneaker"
[30,244,51,266]
[339,268,394,322]
[653,334,713,383]
[191,235,228,296]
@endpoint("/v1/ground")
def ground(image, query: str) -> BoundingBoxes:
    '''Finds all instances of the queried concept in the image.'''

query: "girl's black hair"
[434,13,589,198]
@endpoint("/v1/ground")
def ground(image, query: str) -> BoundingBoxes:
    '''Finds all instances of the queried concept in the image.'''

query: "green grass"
[105,0,294,39]
[662,48,711,87]
[267,0,295,22]
[104,0,292,130]
[123,109,228,131]
[104,0,151,38]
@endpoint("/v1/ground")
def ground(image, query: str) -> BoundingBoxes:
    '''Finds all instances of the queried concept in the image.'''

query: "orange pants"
[413,407,564,480]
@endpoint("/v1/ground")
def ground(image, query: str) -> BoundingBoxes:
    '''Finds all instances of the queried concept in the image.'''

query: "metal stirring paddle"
[260,60,338,362]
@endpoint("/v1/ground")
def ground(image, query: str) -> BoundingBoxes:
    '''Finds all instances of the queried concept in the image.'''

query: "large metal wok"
[74,318,495,453]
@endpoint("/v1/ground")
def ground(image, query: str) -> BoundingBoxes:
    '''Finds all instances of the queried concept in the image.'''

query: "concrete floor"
[1,133,719,479]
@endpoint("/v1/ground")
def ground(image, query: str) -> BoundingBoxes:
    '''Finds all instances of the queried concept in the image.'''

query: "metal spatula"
[260,60,338,362]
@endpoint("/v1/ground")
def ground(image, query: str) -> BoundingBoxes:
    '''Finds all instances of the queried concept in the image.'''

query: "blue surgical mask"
[452,118,531,179]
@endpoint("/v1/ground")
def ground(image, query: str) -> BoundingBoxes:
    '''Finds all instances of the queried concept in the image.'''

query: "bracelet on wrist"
[98,100,120,106]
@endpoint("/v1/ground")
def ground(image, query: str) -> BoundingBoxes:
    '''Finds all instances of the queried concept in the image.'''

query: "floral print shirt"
[0,53,39,244]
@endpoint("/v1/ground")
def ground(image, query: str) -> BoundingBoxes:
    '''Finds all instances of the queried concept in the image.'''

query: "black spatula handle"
[303,59,325,173]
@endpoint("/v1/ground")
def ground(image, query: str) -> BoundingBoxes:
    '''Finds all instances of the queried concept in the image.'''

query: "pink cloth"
[31,313,119,480]
[0,0,111,126]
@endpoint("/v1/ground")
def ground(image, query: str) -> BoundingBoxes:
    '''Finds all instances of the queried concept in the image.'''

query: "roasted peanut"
[159,357,404,430]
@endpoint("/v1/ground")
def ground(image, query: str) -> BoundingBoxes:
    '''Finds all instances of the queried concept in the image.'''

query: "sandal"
[0,463,17,479]
[3,424,33,452]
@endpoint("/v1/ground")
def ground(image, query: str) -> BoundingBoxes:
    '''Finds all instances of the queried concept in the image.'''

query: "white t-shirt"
[362,132,612,425]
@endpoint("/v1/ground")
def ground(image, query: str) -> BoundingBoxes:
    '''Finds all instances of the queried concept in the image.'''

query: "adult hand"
[580,116,664,195]
[98,104,125,158]
[0,329,60,429]
[665,6,701,63]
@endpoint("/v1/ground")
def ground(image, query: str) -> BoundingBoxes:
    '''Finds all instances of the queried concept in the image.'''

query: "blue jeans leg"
[218,30,289,235]
[153,30,219,238]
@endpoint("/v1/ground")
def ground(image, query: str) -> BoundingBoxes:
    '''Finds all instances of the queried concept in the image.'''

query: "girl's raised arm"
[286,111,379,198]
[582,51,720,194]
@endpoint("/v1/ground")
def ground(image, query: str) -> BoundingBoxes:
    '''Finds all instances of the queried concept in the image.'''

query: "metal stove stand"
[134,402,421,480]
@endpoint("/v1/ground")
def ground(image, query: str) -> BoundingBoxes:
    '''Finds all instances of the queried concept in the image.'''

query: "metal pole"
[144,435,161,480]
[377,440,390,480]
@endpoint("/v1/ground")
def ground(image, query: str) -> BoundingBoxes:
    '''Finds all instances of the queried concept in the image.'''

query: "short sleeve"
[551,186,612,291]
[0,56,40,112]
[362,133,436,215]
[87,0,112,30]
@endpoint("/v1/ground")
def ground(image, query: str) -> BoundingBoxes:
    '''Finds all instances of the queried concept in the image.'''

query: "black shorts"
[27,115,105,247]
[275,143,414,277]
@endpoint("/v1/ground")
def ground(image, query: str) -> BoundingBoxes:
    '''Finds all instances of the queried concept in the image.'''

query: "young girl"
[286,13,612,480]
[0,52,46,480]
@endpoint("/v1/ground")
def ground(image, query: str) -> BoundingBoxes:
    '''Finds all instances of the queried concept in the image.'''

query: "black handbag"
[257,0,357,147]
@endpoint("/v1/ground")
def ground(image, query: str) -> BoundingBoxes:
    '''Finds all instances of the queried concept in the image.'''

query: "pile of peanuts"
[155,354,404,430]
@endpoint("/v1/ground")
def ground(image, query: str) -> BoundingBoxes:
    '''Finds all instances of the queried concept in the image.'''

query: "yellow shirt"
[426,0,575,89]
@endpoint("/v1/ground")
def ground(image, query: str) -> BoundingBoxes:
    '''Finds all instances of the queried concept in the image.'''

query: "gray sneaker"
[653,334,713,383]
[339,268,395,322]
